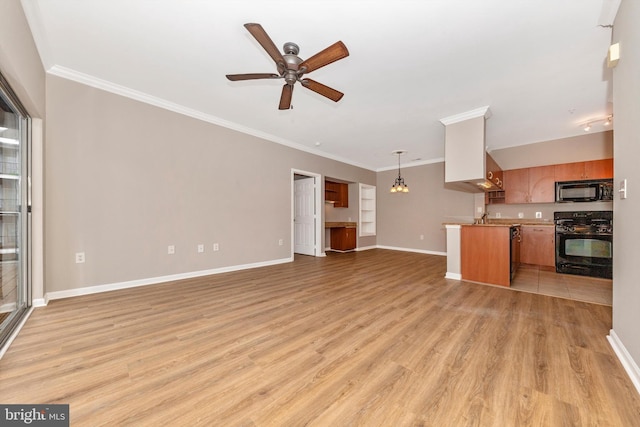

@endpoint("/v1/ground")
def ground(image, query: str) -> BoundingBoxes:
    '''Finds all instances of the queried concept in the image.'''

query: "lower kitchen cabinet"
[520,225,555,267]
[330,227,356,251]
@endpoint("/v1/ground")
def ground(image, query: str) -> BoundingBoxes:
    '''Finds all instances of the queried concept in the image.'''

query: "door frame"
[291,169,323,257]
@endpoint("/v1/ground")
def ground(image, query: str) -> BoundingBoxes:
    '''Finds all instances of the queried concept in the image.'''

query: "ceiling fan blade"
[279,84,293,110]
[244,23,286,67]
[299,41,349,74]
[301,79,344,102]
[226,73,280,81]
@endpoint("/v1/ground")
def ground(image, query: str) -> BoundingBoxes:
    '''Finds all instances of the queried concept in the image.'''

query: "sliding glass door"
[0,73,30,349]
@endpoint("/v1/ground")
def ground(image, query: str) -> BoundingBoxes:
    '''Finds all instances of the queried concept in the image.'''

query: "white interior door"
[294,177,316,255]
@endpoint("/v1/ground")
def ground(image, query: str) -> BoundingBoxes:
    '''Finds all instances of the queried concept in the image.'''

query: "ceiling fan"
[226,23,349,110]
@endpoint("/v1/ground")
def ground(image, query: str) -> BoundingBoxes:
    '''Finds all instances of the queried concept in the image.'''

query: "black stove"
[554,211,612,279]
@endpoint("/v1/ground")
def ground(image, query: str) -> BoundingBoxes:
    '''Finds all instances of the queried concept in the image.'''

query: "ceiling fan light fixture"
[584,123,592,132]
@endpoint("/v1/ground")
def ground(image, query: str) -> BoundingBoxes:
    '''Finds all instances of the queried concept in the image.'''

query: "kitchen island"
[445,219,553,287]
[460,224,517,287]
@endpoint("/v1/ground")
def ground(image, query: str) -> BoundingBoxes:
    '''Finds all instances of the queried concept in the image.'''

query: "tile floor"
[511,264,612,305]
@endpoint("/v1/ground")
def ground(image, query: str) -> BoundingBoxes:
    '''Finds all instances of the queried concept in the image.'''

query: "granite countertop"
[325,221,357,228]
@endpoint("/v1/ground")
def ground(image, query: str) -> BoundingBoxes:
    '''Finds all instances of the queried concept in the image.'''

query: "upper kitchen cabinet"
[504,165,555,204]
[325,180,348,207]
[554,159,613,182]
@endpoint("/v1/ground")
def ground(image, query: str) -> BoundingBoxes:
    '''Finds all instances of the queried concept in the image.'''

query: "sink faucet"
[480,212,489,224]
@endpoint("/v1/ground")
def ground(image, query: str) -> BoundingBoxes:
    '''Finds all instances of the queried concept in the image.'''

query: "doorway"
[292,170,322,257]
[0,72,31,351]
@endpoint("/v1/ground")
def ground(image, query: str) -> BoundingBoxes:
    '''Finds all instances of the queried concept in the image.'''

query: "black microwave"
[556,179,614,202]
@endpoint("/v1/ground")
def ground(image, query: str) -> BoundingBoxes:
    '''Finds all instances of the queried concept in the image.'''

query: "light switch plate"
[620,179,628,199]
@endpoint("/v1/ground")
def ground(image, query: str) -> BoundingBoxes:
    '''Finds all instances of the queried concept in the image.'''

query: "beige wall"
[0,0,45,117]
[44,75,375,292]
[377,162,474,253]
[612,0,640,378]
[490,131,613,170]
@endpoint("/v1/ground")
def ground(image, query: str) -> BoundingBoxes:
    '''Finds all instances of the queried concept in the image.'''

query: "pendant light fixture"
[390,150,409,193]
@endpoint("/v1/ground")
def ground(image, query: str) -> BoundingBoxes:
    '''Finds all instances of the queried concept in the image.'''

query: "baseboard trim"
[32,298,48,307]
[356,245,377,251]
[375,245,447,257]
[607,329,640,395]
[445,272,462,280]
[44,257,293,302]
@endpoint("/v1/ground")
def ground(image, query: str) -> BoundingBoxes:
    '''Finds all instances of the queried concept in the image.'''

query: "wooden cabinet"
[330,227,356,251]
[461,225,512,287]
[503,168,529,204]
[325,181,348,207]
[504,165,555,204]
[554,159,613,182]
[520,225,555,267]
[584,159,613,179]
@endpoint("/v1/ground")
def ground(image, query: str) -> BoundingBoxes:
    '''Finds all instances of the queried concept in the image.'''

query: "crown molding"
[439,106,492,126]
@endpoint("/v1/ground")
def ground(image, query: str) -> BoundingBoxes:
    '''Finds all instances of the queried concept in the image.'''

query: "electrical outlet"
[75,252,85,263]
[168,245,175,255]
[518,212,524,219]
[213,243,219,251]
[278,239,284,246]
[495,212,501,218]
[535,212,542,219]
[197,244,204,253]
[477,206,483,214]
[420,234,424,240]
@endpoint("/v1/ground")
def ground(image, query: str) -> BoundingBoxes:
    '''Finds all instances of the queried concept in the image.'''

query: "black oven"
[554,211,612,279]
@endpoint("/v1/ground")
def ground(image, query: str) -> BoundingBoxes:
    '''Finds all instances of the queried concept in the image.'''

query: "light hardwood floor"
[1,249,638,426]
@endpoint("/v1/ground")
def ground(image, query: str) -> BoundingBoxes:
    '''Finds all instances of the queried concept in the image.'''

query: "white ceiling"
[22,0,615,171]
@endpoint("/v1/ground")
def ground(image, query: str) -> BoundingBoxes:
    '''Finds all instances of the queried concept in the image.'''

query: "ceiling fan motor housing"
[283,44,303,84]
